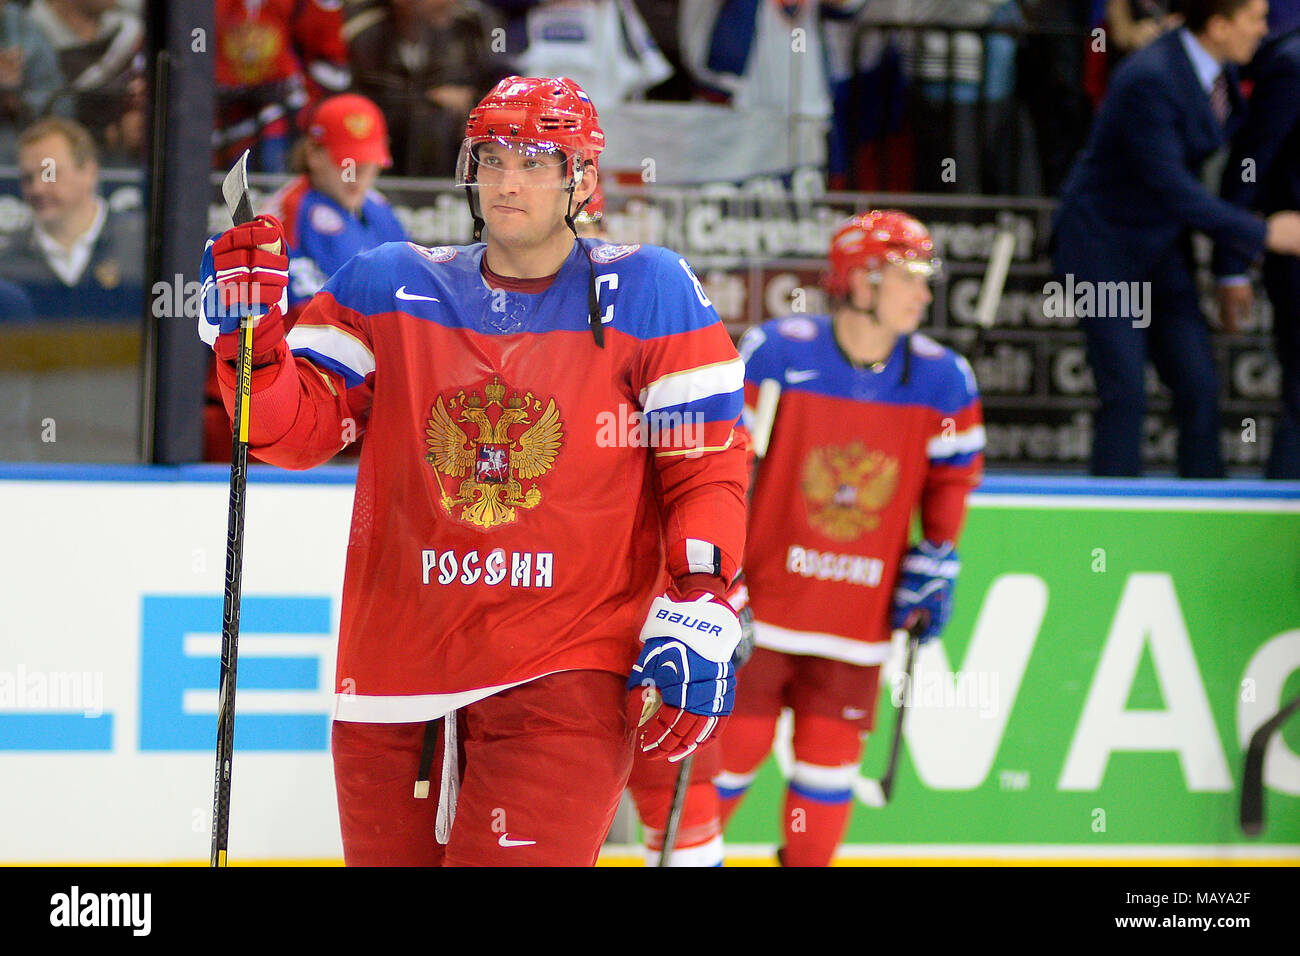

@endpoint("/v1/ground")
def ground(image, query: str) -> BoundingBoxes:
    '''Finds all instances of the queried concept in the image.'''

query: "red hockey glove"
[203,215,290,365]
[211,214,288,317]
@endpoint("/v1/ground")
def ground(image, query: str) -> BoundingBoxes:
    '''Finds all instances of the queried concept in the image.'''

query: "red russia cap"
[307,94,392,169]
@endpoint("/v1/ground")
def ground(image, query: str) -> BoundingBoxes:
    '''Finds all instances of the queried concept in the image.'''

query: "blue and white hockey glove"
[627,584,741,763]
[890,540,959,644]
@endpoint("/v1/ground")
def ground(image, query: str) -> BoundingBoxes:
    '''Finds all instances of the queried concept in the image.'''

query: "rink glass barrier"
[0,465,1296,864]
[0,165,1283,474]
[0,168,147,463]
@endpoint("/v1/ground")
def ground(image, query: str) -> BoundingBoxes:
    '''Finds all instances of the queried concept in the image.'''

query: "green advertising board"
[723,479,1300,863]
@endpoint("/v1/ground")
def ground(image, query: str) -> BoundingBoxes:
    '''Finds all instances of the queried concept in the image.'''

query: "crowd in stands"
[0,0,145,163]
[6,2,1300,189]
[204,0,1300,190]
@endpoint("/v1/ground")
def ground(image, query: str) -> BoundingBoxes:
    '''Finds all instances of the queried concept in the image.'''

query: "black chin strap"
[565,185,604,349]
[464,185,485,243]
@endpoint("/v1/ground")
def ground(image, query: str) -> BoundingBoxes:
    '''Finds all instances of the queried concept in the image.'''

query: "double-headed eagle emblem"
[801,441,899,541]
[425,376,563,529]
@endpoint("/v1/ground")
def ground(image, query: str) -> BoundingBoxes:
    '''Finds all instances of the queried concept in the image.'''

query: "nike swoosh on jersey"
[785,369,820,383]
[498,834,537,847]
[395,285,440,302]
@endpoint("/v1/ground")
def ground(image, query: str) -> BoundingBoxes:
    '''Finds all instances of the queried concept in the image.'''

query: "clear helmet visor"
[455,136,588,190]
[889,254,944,282]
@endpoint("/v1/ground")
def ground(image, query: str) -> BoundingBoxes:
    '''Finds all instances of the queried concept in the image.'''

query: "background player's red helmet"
[458,76,605,188]
[824,210,939,296]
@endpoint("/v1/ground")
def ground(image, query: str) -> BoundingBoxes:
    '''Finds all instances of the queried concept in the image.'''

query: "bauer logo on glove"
[652,607,725,638]
[627,588,741,762]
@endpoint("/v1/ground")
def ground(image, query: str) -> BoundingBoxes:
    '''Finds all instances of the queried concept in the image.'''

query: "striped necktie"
[1210,71,1231,126]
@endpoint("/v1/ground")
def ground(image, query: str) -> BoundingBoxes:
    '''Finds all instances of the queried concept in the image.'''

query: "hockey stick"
[210,149,256,868]
[658,752,694,867]
[657,377,781,867]
[749,378,782,459]
[1240,692,1300,836]
[856,613,928,809]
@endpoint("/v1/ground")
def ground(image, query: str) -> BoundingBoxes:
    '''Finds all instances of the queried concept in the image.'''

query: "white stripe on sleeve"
[286,323,376,380]
[927,424,986,460]
[685,538,721,575]
[639,358,744,414]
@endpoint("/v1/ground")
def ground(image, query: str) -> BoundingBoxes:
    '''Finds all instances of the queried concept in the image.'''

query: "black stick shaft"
[659,752,695,867]
[878,613,930,803]
[210,186,256,866]
[1240,692,1300,836]
[879,631,919,802]
[210,318,253,867]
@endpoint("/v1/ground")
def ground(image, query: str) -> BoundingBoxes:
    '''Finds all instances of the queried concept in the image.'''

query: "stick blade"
[222,149,253,226]
[1239,694,1300,836]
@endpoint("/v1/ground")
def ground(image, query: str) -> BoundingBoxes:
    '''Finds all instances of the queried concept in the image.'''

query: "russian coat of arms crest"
[424,377,564,529]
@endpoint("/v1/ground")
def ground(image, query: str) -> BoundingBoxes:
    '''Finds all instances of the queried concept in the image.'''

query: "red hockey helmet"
[457,76,605,189]
[824,210,939,296]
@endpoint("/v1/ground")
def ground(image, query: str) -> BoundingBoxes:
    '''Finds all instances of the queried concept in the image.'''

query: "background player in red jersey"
[573,184,744,867]
[214,0,351,172]
[715,210,985,866]
[198,76,748,866]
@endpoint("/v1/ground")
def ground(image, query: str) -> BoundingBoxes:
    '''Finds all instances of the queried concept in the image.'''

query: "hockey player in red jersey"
[572,185,741,868]
[198,76,748,866]
[715,210,984,866]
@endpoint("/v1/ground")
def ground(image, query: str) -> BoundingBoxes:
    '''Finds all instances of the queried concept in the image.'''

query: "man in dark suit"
[1218,23,1300,475]
[1053,0,1300,477]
